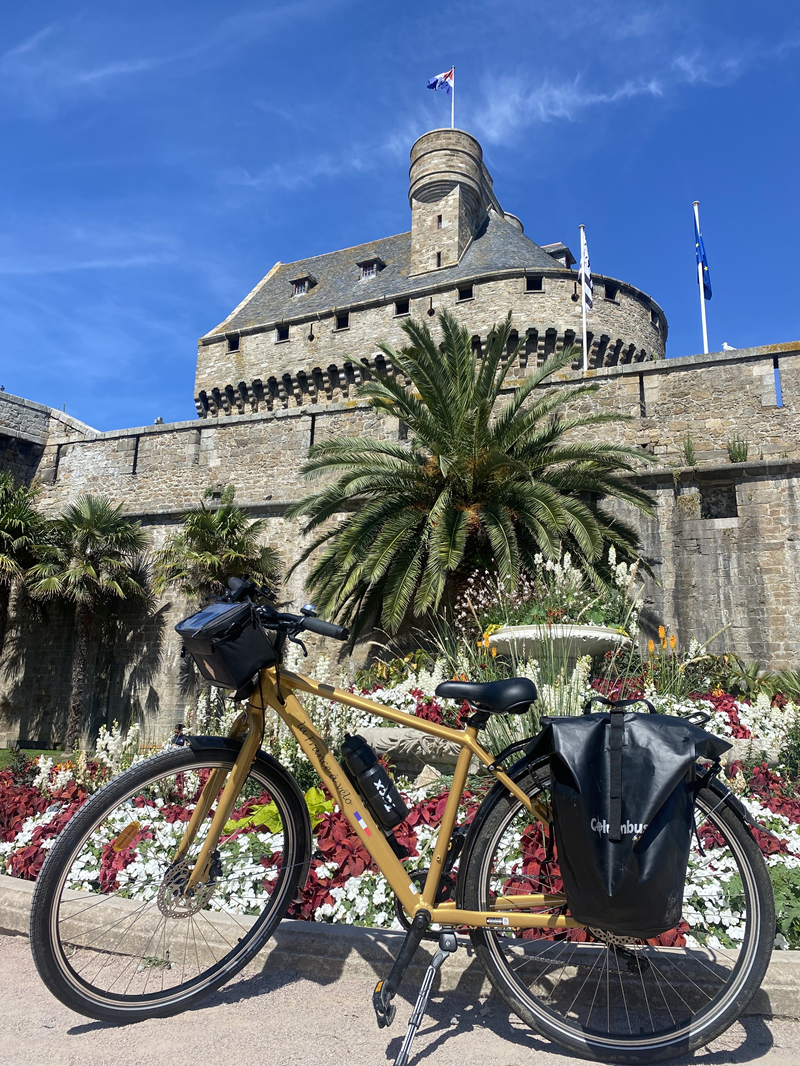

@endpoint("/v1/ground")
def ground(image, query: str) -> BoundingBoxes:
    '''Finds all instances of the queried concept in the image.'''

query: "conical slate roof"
[211,213,564,335]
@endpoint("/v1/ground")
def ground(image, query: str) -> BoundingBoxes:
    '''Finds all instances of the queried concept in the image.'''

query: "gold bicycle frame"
[181,663,578,931]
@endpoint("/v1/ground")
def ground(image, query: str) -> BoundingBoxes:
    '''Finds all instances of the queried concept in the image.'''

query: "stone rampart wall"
[1,343,799,746]
[525,343,799,464]
[614,460,800,667]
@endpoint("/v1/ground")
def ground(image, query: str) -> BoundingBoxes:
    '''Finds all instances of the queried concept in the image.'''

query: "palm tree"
[0,473,45,655]
[153,485,281,602]
[288,311,654,636]
[28,495,150,750]
[0,474,43,648]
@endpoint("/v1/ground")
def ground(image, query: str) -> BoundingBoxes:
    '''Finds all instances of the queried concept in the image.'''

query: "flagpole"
[693,200,709,355]
[451,66,455,129]
[579,224,588,372]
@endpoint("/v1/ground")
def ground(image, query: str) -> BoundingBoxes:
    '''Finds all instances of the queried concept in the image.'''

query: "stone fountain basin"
[488,623,630,661]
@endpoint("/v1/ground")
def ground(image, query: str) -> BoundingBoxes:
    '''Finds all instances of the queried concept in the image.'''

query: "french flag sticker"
[354,811,372,837]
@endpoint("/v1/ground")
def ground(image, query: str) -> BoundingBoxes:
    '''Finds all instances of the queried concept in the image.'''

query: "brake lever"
[287,632,308,657]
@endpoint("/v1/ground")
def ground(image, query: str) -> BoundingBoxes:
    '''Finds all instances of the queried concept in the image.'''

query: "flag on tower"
[579,227,593,310]
[427,68,454,96]
[694,214,712,300]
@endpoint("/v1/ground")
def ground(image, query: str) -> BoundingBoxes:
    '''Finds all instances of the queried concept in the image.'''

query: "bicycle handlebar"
[225,578,349,642]
[255,603,349,642]
[301,616,350,641]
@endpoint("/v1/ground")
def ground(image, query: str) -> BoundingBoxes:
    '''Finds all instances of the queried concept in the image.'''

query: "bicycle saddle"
[435,677,537,715]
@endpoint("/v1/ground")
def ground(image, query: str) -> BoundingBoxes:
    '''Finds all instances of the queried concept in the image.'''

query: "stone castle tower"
[194,129,666,418]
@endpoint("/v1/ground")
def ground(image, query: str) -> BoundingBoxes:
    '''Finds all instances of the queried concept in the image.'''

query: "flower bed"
[2,627,799,951]
[2,718,798,950]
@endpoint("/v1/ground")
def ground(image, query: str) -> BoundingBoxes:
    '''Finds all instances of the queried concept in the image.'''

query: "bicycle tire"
[461,768,775,1064]
[30,744,312,1022]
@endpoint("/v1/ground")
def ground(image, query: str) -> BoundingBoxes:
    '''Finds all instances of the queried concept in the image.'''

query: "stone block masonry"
[195,270,664,418]
[1,339,799,745]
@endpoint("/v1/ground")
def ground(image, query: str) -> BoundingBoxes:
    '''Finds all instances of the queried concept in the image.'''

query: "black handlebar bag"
[526,699,731,938]
[175,601,275,689]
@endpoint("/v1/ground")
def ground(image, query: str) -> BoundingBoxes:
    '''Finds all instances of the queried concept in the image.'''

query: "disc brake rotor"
[156,857,220,918]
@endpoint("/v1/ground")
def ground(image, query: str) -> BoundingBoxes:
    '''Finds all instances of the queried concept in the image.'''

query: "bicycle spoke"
[466,767,772,1059]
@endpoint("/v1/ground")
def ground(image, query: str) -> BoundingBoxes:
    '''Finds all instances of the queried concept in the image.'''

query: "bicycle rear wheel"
[30,744,311,1022]
[461,768,774,1064]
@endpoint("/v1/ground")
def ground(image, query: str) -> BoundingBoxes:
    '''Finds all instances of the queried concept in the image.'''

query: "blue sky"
[1,0,798,431]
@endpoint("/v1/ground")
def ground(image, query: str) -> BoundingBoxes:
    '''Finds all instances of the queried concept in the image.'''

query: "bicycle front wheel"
[30,744,312,1022]
[462,768,774,1064]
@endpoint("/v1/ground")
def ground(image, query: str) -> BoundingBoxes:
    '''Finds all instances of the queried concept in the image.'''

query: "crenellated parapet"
[195,283,663,417]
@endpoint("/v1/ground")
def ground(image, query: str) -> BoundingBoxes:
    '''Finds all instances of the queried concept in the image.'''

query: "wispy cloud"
[0,253,176,276]
[216,120,418,194]
[3,23,57,58]
[475,76,663,142]
[0,1,352,118]
[472,12,800,146]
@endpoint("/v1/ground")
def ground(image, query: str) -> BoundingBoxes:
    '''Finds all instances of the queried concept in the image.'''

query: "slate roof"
[213,214,566,335]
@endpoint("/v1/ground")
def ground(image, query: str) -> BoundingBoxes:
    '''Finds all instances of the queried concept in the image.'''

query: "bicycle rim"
[30,748,307,1017]
[467,776,773,1062]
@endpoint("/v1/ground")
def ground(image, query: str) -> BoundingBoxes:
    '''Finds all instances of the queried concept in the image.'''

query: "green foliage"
[27,494,150,608]
[355,649,433,692]
[0,473,46,652]
[770,865,800,948]
[0,473,44,589]
[289,311,654,635]
[224,786,335,836]
[153,485,281,602]
[773,667,800,703]
[778,718,800,779]
[27,494,151,749]
[682,433,696,466]
[726,435,749,463]
[0,742,58,775]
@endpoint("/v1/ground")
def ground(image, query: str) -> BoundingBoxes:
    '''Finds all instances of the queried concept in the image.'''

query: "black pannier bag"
[175,601,276,690]
[526,698,731,938]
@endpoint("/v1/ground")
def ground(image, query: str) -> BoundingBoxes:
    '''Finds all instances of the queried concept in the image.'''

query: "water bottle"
[341,734,409,830]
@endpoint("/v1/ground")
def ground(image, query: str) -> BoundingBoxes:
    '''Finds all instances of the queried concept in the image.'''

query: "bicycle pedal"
[372,980,396,1029]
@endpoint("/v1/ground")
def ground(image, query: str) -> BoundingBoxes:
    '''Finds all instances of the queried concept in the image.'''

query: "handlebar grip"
[302,616,350,641]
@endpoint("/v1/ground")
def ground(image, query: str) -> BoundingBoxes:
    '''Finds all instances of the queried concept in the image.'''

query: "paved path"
[2,934,799,1066]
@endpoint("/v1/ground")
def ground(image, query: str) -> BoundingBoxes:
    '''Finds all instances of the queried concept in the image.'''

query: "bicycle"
[29,580,775,1065]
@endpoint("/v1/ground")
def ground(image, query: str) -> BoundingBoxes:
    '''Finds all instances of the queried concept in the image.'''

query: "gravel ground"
[2,933,799,1066]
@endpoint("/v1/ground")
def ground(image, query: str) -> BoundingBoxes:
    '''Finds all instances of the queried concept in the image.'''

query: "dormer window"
[290,272,316,296]
[357,256,384,279]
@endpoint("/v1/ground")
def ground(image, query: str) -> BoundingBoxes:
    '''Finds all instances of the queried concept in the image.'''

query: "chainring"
[393,869,457,940]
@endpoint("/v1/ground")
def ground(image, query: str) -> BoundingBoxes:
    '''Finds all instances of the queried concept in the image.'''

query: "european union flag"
[694,215,712,300]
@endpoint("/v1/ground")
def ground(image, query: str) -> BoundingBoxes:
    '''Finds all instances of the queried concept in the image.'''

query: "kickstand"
[394,930,458,1066]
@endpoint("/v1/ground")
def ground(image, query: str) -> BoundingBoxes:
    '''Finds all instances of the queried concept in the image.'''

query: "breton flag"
[427,67,454,96]
[579,226,593,311]
[694,213,712,300]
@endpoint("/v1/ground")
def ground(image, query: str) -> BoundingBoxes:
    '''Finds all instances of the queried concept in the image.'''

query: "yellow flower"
[661,638,667,650]
[648,639,655,655]
[658,625,666,640]
[669,634,677,650]
[491,646,497,658]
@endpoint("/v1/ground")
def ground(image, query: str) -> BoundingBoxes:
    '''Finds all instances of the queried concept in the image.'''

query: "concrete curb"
[2,873,797,1018]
